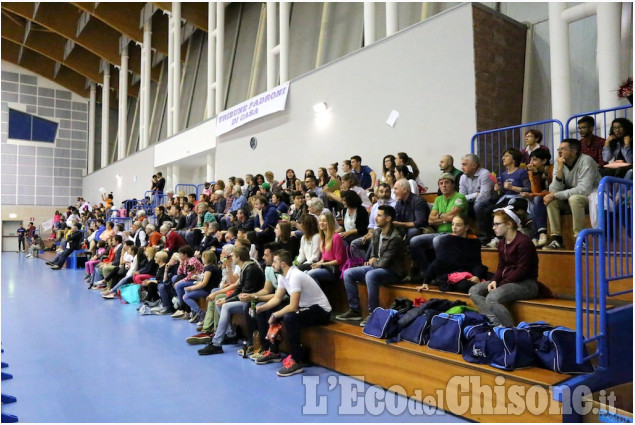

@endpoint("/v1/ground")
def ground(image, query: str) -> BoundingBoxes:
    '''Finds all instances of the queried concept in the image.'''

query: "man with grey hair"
[146,223,164,249]
[160,222,187,255]
[459,154,496,245]
[220,185,248,230]
[131,221,147,247]
[393,178,429,242]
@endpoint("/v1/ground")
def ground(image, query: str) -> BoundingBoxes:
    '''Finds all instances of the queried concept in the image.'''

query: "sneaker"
[171,310,186,319]
[359,317,369,327]
[186,332,212,345]
[255,350,282,365]
[335,309,362,321]
[45,261,53,266]
[277,355,304,377]
[237,345,254,357]
[250,351,265,361]
[537,233,549,247]
[198,343,223,356]
[50,265,61,270]
[101,293,115,299]
[155,307,174,316]
[486,237,499,248]
[196,324,204,332]
[543,239,563,250]
[221,335,239,345]
[26,254,32,259]
[189,313,200,323]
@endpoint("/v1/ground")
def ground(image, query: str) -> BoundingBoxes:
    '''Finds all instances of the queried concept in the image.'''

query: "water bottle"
[249,298,257,318]
[242,340,248,359]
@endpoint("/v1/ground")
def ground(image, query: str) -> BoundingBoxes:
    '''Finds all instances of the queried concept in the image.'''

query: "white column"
[172,165,181,190]
[166,165,173,192]
[167,12,174,136]
[363,2,376,46]
[385,2,398,37]
[206,152,215,182]
[597,2,622,110]
[142,20,152,148]
[172,2,181,134]
[101,65,110,168]
[207,1,217,119]
[88,82,96,174]
[279,2,290,84]
[117,44,128,160]
[621,3,633,73]
[548,3,570,124]
[216,2,225,113]
[266,2,278,90]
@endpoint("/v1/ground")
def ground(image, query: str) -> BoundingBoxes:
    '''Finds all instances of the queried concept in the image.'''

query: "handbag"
[340,246,365,279]
[535,327,595,374]
[362,307,401,339]
[119,284,141,304]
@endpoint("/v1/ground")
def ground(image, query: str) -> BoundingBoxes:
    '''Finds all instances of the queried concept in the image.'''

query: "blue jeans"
[184,288,216,316]
[409,233,441,272]
[306,267,340,287]
[212,301,248,346]
[343,265,400,312]
[175,280,196,309]
[530,196,547,236]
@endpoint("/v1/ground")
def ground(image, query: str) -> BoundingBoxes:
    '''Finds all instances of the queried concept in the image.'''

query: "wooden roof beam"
[153,2,209,32]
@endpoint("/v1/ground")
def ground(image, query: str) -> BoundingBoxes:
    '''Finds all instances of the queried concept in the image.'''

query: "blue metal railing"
[471,119,564,176]
[575,177,633,371]
[144,191,166,209]
[175,184,198,199]
[565,105,633,139]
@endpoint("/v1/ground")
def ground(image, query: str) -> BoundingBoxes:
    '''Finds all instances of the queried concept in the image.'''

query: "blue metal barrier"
[111,217,132,231]
[575,176,633,371]
[196,183,206,197]
[471,119,564,176]
[145,191,166,209]
[565,105,633,139]
[175,184,198,199]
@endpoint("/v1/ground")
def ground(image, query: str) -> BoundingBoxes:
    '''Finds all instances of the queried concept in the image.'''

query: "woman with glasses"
[468,207,539,327]
[601,118,632,178]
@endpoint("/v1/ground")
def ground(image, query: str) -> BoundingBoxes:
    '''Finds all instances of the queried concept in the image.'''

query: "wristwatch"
[254,295,258,302]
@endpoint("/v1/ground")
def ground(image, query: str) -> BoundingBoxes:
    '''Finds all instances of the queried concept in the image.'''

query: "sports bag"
[428,313,464,353]
[362,307,400,339]
[398,314,431,345]
[489,327,537,370]
[535,327,595,374]
[462,323,505,364]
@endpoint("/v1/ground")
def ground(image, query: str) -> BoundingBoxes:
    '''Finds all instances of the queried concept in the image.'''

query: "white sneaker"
[536,233,549,247]
[171,310,185,318]
[486,237,499,248]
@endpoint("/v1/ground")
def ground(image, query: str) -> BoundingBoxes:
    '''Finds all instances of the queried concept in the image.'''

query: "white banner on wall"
[215,82,290,137]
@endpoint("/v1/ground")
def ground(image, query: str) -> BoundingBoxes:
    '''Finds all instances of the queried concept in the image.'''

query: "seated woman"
[338,190,369,245]
[274,221,299,258]
[520,148,553,247]
[141,251,174,304]
[132,247,158,284]
[416,216,487,293]
[521,129,550,165]
[394,165,418,195]
[307,213,348,287]
[296,214,321,271]
[170,246,205,320]
[84,240,108,280]
[197,202,217,226]
[101,245,140,297]
[181,250,223,324]
[601,118,633,178]
[468,207,540,327]
[396,152,427,194]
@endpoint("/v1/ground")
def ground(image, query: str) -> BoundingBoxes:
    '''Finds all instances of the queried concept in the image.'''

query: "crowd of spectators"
[33,124,632,375]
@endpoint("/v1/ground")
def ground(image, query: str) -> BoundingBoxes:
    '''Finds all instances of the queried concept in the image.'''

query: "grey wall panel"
[288,2,322,79]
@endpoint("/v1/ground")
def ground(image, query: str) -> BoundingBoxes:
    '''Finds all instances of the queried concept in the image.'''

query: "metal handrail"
[565,105,633,139]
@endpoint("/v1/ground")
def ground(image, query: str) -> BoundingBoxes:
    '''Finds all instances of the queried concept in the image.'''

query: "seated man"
[183,202,198,230]
[220,185,247,230]
[350,183,395,258]
[197,246,265,355]
[350,155,376,190]
[437,155,463,195]
[160,223,187,255]
[48,225,82,270]
[459,153,496,244]
[254,249,332,377]
[577,115,605,167]
[131,221,147,247]
[338,205,405,326]
[252,195,279,254]
[234,208,254,232]
[543,138,601,249]
[410,173,467,279]
[393,179,430,242]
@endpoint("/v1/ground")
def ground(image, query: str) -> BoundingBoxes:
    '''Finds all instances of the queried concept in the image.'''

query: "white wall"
[82,147,156,206]
[153,119,216,167]
[215,3,477,189]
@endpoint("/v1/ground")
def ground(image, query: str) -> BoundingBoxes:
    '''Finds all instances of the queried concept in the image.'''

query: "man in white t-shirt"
[254,249,332,377]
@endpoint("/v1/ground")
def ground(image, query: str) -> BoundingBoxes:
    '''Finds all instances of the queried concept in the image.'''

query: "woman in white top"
[396,152,427,193]
[394,165,418,195]
[296,214,321,271]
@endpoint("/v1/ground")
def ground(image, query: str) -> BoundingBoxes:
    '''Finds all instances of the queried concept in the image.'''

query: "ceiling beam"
[1,12,139,98]
[153,2,209,32]
[2,2,160,82]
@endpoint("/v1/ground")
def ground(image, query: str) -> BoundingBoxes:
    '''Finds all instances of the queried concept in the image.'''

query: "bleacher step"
[302,321,569,422]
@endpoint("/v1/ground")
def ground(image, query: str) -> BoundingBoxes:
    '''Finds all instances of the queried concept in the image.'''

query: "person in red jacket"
[160,224,187,255]
[468,206,539,327]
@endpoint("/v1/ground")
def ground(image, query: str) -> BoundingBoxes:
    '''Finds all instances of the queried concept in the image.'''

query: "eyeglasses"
[492,222,505,228]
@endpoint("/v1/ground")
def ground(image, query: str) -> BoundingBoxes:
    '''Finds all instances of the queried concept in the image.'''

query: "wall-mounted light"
[9,213,17,219]
[313,102,328,113]
[116,174,122,180]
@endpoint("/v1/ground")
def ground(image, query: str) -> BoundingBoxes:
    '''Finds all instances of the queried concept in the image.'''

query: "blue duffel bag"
[535,327,595,374]
[362,307,401,339]
[489,326,537,370]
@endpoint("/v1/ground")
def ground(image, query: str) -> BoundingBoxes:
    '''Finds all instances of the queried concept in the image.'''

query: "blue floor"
[0,253,466,423]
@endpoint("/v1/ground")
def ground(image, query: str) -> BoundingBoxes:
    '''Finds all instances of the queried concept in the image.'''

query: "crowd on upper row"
[36,115,631,376]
